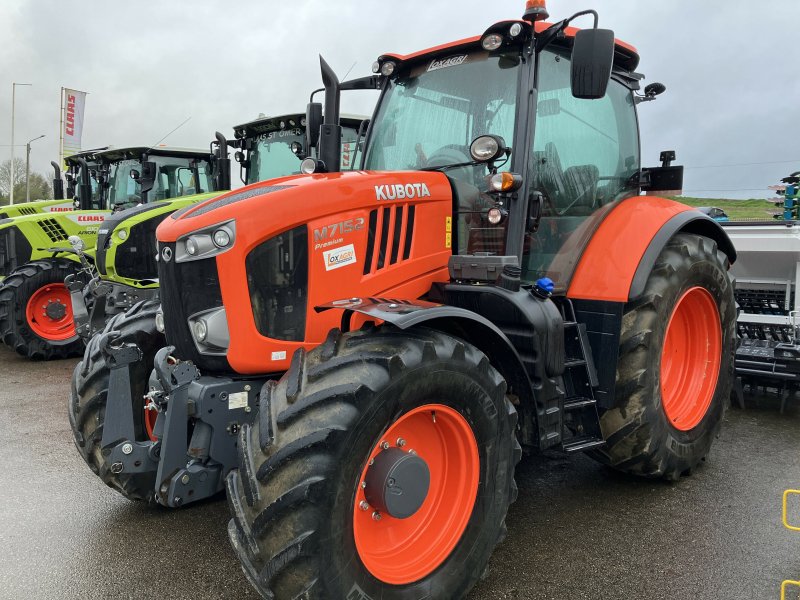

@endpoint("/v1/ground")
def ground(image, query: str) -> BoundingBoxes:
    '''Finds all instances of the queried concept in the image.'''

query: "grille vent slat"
[363,204,416,275]
[37,218,69,243]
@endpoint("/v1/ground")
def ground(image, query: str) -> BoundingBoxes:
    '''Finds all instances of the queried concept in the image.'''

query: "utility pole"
[10,82,32,205]
[25,134,45,202]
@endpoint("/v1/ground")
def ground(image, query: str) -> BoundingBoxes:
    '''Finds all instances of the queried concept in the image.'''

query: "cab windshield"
[106,156,213,210]
[364,50,520,255]
[246,127,363,185]
[364,50,519,188]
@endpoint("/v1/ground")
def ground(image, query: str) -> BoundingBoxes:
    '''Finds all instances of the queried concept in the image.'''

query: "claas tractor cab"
[67,114,365,341]
[0,145,224,360]
[69,2,736,598]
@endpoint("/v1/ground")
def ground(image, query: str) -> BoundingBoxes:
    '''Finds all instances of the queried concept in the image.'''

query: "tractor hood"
[156,170,453,246]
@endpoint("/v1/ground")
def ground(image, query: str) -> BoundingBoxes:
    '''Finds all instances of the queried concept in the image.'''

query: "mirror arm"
[536,9,599,52]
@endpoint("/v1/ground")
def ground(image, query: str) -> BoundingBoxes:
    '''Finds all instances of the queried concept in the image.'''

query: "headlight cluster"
[175,220,236,263]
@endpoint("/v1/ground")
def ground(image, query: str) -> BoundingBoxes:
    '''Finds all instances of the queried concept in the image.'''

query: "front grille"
[114,215,167,281]
[159,247,229,372]
[0,226,33,278]
[96,201,169,277]
[363,204,415,275]
[246,226,308,342]
[37,218,69,243]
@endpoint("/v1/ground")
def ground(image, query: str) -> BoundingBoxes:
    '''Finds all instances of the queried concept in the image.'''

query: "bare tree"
[0,159,55,204]
[0,158,26,198]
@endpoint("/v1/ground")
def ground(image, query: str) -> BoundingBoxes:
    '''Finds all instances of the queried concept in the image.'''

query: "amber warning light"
[524,0,549,21]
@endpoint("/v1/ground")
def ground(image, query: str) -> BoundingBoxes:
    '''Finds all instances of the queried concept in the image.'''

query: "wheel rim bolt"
[361,481,367,489]
[396,437,406,447]
[372,511,382,521]
[408,449,416,455]
[380,441,389,450]
[359,500,370,511]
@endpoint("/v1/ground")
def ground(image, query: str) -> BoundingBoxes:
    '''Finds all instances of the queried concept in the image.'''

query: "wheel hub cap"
[364,447,430,519]
[45,300,67,320]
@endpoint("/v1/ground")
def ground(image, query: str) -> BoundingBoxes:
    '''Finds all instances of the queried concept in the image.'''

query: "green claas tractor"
[69,4,735,594]
[0,144,228,359]
[68,113,365,341]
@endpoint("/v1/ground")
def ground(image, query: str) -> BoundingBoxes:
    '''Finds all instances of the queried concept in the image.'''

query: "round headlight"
[487,207,504,225]
[380,61,396,77]
[213,228,231,248]
[193,319,207,342]
[482,34,503,51]
[509,22,523,38]
[372,61,381,74]
[470,136,501,162]
[155,311,165,333]
[300,158,318,175]
[185,237,199,256]
[117,229,128,241]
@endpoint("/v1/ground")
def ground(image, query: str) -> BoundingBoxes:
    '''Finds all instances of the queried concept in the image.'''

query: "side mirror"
[570,28,615,99]
[139,161,157,195]
[306,102,323,151]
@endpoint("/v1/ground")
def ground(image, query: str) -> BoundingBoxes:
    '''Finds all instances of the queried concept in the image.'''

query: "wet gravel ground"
[1,344,799,599]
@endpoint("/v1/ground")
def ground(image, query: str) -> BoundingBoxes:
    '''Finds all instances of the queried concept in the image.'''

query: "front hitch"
[99,333,160,481]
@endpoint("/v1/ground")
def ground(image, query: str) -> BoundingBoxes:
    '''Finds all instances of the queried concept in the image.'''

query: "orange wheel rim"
[24,283,76,341]
[353,404,479,585]
[660,286,722,431]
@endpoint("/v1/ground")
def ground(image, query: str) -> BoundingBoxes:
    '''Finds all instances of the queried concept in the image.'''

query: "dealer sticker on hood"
[324,244,357,271]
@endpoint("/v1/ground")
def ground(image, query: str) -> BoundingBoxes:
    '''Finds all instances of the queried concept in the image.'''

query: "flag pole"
[59,87,64,169]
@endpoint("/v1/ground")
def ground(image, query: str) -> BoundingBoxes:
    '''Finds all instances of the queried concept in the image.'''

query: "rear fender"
[567,196,736,303]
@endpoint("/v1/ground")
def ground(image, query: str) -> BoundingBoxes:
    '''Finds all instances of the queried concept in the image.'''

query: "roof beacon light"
[523,0,549,22]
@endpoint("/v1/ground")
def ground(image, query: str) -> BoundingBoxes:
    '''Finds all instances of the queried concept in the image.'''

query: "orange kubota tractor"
[73,2,737,598]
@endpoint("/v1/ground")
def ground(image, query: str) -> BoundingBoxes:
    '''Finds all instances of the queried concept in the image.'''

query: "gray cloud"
[2,0,798,198]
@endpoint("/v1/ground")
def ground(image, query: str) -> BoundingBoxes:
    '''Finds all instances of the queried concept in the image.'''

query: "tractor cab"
[91,146,220,212]
[232,112,366,185]
[361,16,673,293]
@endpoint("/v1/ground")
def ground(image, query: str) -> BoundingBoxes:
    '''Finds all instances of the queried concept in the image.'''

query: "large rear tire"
[227,326,520,600]
[68,299,164,502]
[0,258,84,359]
[591,233,736,480]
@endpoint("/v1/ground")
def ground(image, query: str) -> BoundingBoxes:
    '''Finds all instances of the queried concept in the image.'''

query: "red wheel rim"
[660,286,722,431]
[144,406,158,442]
[353,404,479,585]
[24,283,76,341]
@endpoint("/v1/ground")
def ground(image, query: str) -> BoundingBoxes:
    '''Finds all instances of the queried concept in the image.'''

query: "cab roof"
[234,112,369,139]
[89,146,211,162]
[380,19,639,73]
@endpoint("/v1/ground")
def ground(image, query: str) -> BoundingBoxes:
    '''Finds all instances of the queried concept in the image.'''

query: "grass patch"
[671,196,780,221]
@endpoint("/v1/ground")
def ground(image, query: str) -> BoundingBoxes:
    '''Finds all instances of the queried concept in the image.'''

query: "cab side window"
[523,50,640,285]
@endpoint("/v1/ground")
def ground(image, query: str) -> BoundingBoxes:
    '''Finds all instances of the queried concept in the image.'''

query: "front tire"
[68,299,164,502]
[227,326,520,600]
[0,258,84,359]
[591,233,736,480]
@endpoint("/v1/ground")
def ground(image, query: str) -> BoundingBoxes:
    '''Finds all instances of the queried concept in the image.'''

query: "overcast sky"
[1,0,799,199]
